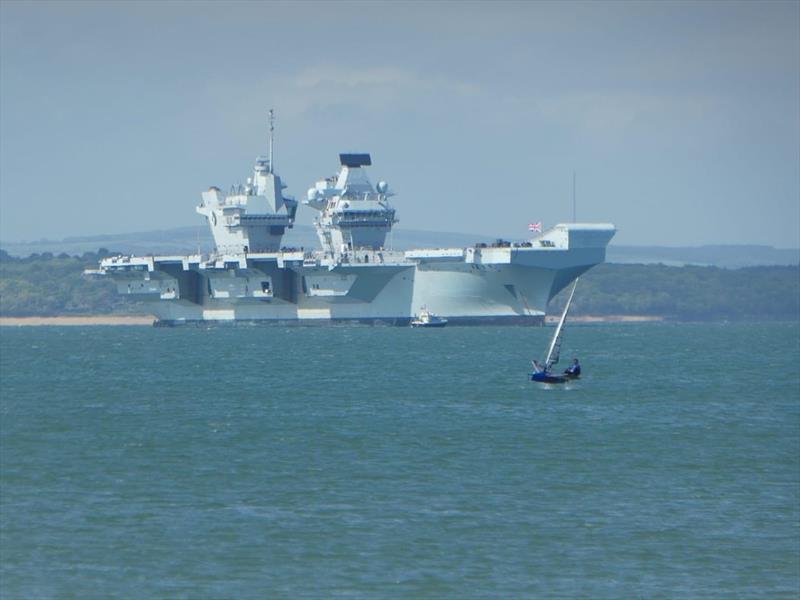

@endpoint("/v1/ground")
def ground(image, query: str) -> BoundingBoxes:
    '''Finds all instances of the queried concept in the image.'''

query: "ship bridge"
[304,153,397,255]
[196,111,298,254]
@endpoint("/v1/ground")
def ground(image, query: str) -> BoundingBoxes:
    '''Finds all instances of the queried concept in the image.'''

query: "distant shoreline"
[0,314,665,327]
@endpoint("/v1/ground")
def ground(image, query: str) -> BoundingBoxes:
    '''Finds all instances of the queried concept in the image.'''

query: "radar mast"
[268,108,275,174]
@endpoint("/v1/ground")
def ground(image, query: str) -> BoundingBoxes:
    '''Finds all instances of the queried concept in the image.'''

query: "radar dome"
[377,181,389,194]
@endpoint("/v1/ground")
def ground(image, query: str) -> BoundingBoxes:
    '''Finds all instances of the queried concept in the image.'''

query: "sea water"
[1,322,798,598]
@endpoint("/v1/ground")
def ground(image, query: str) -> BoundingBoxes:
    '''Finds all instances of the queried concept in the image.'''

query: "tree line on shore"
[1,249,798,320]
[549,263,799,320]
[0,249,144,317]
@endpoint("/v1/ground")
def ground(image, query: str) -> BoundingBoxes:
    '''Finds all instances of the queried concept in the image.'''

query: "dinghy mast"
[544,279,579,370]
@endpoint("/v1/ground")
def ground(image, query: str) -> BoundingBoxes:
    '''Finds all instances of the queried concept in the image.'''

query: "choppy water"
[1,322,798,598]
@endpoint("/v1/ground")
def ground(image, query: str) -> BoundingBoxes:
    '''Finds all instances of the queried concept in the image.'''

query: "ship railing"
[345,249,409,265]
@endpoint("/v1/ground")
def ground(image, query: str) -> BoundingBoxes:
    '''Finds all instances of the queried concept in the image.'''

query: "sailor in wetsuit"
[564,358,581,376]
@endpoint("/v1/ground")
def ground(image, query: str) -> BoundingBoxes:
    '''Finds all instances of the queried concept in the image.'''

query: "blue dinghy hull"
[530,372,580,384]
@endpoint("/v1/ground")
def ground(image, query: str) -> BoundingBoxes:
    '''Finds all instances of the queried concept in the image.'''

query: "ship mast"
[268,108,275,174]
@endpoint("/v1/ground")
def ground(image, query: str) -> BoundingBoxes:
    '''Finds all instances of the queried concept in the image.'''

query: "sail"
[544,279,579,370]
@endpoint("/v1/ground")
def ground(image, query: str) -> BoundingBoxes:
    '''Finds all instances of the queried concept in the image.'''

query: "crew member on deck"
[564,358,581,376]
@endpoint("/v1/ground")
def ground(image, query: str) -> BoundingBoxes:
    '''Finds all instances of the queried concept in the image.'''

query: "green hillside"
[0,250,143,317]
[551,263,799,320]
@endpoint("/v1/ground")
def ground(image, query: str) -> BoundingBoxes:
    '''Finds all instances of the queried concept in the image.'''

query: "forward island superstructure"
[91,113,615,325]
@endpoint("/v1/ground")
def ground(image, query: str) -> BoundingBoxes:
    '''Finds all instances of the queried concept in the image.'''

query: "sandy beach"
[545,315,664,324]
[0,316,156,326]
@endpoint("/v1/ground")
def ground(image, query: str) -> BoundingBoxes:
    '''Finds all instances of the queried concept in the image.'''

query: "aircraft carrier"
[90,112,616,325]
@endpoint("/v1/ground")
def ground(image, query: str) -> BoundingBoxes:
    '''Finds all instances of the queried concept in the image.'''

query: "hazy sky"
[1,0,798,247]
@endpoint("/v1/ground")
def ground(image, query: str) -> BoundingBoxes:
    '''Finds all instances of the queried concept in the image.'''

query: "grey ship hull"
[95,224,615,326]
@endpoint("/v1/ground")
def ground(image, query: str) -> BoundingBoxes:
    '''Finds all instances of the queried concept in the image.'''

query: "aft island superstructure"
[92,113,615,325]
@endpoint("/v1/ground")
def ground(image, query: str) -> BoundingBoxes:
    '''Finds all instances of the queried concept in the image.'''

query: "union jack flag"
[528,221,542,233]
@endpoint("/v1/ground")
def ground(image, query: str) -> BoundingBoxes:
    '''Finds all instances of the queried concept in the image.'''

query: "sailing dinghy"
[530,279,581,384]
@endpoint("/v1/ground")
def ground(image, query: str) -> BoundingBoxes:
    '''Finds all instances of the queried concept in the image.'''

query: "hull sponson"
[97,223,615,324]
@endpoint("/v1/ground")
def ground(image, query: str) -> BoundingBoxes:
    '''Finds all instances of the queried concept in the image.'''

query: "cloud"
[284,65,481,114]
[533,91,716,138]
[293,66,420,89]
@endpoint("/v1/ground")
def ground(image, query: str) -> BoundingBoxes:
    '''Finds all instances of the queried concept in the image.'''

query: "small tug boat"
[411,308,448,328]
